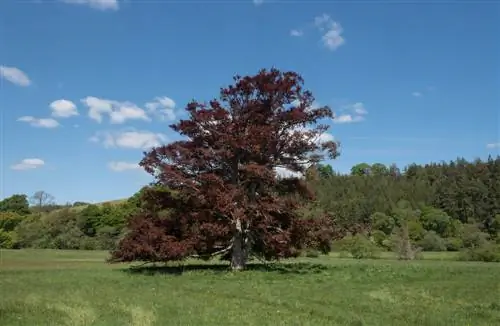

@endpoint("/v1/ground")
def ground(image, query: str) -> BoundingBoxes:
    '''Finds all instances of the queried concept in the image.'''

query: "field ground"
[0,250,499,326]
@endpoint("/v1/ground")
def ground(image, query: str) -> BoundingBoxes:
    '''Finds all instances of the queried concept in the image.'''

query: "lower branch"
[189,243,233,259]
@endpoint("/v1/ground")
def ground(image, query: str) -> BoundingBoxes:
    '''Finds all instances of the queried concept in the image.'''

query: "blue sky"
[1,0,498,204]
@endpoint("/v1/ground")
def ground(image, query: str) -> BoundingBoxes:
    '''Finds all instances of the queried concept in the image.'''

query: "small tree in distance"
[110,68,341,270]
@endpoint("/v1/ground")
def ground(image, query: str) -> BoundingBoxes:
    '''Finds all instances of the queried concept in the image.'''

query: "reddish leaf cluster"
[110,68,340,268]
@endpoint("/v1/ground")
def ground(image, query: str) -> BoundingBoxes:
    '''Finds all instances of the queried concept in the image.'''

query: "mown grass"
[0,249,499,326]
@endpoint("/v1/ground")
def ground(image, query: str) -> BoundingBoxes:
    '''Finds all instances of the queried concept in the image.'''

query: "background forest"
[2,156,500,262]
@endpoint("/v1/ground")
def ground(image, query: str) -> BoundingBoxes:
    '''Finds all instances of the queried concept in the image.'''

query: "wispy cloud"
[486,142,500,149]
[333,102,367,124]
[90,130,168,150]
[81,96,150,124]
[0,65,31,87]
[412,91,422,97]
[252,0,264,5]
[11,158,45,170]
[18,116,60,128]
[314,14,345,51]
[108,161,141,172]
[290,13,345,51]
[60,0,119,11]
[144,96,177,121]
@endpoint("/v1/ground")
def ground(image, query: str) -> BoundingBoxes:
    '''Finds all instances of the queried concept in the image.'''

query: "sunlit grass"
[0,249,498,325]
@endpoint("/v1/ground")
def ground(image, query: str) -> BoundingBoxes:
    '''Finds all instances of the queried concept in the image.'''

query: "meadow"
[0,249,499,326]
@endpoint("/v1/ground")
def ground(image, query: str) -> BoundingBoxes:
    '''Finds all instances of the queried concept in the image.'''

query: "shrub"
[461,224,490,248]
[391,223,422,260]
[444,237,463,251]
[418,231,446,251]
[371,212,395,235]
[0,230,17,249]
[407,219,426,242]
[0,212,24,232]
[458,243,500,262]
[303,249,320,258]
[95,226,121,250]
[338,234,381,259]
[371,230,387,248]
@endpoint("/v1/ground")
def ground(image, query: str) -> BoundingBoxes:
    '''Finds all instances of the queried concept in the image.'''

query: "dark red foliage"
[110,68,340,267]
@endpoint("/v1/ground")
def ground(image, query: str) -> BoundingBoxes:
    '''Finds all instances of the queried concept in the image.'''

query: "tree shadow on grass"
[121,261,328,276]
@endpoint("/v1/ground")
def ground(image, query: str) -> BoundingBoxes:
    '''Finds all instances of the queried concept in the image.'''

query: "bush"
[418,231,446,251]
[461,224,490,248]
[458,243,500,262]
[407,219,426,242]
[391,223,422,260]
[371,230,387,248]
[95,226,121,250]
[0,212,24,232]
[444,237,463,251]
[303,249,320,258]
[0,230,17,249]
[338,234,381,259]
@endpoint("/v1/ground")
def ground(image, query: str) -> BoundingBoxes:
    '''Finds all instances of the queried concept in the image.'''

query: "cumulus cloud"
[145,96,177,121]
[11,158,45,170]
[108,161,141,172]
[50,99,79,118]
[334,114,364,124]
[18,116,60,128]
[333,102,367,124]
[290,14,345,51]
[60,0,119,11]
[90,130,167,149]
[81,96,150,124]
[314,14,345,51]
[486,142,500,149]
[0,65,31,87]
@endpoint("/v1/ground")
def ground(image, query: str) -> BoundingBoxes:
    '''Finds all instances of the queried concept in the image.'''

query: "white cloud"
[275,166,302,179]
[274,128,334,179]
[81,96,150,124]
[253,0,264,5]
[145,96,177,121]
[108,161,141,172]
[50,99,79,118]
[314,14,345,51]
[11,158,45,170]
[290,29,303,37]
[109,105,150,124]
[351,102,367,115]
[60,0,119,11]
[486,143,500,149]
[412,91,422,97]
[0,65,31,87]
[18,116,60,128]
[334,114,364,124]
[333,102,367,124]
[317,132,335,143]
[90,130,167,149]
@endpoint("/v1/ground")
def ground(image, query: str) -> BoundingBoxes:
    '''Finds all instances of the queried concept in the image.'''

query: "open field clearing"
[0,250,499,326]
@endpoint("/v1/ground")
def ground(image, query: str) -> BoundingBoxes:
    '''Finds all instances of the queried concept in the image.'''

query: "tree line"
[1,157,499,261]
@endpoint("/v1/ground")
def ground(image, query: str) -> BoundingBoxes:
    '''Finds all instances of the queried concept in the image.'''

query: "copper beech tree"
[110,68,341,270]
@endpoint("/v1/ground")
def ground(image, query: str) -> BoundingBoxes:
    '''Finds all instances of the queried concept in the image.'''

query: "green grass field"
[0,250,499,326]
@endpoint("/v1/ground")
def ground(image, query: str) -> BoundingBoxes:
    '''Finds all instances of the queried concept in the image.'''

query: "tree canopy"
[110,68,341,270]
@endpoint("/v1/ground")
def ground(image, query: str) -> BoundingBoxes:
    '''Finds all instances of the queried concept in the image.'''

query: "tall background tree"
[30,191,55,213]
[111,68,341,270]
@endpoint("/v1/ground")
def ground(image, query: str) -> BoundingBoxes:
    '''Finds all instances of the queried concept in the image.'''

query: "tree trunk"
[231,219,247,270]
